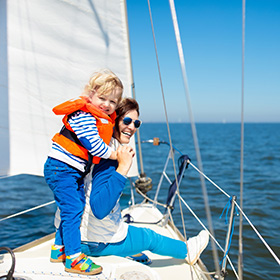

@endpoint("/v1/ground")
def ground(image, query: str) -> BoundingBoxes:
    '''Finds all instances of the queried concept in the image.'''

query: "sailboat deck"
[0,204,209,280]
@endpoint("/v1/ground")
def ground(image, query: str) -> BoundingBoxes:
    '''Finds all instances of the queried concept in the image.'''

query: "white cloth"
[54,138,128,243]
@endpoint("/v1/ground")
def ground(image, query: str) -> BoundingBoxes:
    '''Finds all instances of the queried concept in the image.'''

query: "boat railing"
[0,200,55,223]
[0,247,15,280]
[135,138,280,278]
[187,152,280,267]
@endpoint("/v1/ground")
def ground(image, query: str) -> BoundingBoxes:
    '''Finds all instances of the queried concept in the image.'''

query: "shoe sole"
[65,266,103,275]
[50,258,66,263]
[126,253,152,265]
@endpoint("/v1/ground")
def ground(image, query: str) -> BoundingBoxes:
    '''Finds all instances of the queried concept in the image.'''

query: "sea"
[0,123,279,280]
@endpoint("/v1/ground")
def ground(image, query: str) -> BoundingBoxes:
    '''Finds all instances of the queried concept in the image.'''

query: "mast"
[0,0,10,176]
[122,0,152,190]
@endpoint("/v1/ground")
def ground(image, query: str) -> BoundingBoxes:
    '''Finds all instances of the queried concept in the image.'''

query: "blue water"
[1,123,279,279]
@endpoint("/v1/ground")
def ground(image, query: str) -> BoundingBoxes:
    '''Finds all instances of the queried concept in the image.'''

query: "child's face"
[90,88,121,115]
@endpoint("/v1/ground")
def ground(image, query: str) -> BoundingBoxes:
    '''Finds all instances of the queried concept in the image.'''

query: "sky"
[126,0,280,123]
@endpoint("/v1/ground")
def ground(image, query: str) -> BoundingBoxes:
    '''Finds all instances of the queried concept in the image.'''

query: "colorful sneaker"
[185,230,209,265]
[50,245,66,263]
[65,253,102,275]
[126,253,152,265]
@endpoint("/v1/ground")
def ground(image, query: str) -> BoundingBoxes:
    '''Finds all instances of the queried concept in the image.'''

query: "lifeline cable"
[177,193,239,279]
[234,202,280,266]
[0,200,55,222]
[188,159,280,267]
[138,138,280,268]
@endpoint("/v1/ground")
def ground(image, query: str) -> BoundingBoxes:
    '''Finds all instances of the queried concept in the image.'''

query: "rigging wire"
[1,162,279,270]
[137,139,280,267]
[189,160,280,267]
[0,176,11,179]
[135,176,238,278]
[234,203,280,266]
[0,200,55,222]
[146,0,187,243]
[188,162,231,199]
[188,159,280,266]
[146,1,197,277]
[177,194,239,279]
[238,0,246,279]
[167,0,221,278]
[138,162,280,273]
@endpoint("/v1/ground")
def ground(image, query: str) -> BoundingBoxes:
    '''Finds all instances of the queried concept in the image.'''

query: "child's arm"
[68,111,113,160]
[109,150,117,160]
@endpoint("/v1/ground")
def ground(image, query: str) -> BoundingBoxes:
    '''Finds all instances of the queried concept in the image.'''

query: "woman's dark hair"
[115,98,139,134]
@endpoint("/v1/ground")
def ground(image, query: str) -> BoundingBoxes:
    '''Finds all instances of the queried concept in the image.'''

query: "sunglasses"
[123,117,141,128]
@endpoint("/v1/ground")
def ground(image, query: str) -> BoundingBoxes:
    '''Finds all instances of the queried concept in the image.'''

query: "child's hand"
[109,150,117,160]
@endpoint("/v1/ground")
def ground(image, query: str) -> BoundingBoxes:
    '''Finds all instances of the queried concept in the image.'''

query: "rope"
[219,197,238,266]
[219,197,233,224]
[0,200,55,222]
[136,188,167,208]
[220,215,236,266]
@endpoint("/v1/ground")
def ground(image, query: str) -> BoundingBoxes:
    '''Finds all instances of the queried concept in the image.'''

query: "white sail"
[0,0,138,177]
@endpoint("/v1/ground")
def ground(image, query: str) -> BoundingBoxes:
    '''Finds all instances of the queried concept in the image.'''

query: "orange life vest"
[52,96,116,164]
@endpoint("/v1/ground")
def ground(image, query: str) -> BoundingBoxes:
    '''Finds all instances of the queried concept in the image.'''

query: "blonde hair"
[83,69,123,102]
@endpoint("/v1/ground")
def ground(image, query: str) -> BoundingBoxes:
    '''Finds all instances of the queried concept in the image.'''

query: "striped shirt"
[48,111,113,172]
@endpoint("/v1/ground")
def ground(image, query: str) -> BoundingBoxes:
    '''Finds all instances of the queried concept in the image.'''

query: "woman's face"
[116,109,139,144]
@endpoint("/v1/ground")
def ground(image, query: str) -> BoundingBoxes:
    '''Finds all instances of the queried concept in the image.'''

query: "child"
[44,69,123,275]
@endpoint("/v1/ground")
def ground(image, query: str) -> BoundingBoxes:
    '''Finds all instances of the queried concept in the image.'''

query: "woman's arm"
[90,145,135,219]
[90,160,126,219]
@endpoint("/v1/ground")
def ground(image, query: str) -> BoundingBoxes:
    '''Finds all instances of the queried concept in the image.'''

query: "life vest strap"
[59,125,83,147]
[59,126,95,177]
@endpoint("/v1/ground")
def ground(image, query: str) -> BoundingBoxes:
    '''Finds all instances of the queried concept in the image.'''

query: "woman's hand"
[116,145,135,176]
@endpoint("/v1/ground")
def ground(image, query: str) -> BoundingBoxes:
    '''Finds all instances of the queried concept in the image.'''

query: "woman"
[79,98,209,265]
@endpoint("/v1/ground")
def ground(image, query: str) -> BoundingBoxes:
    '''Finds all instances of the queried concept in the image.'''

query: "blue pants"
[44,157,85,256]
[81,225,188,259]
